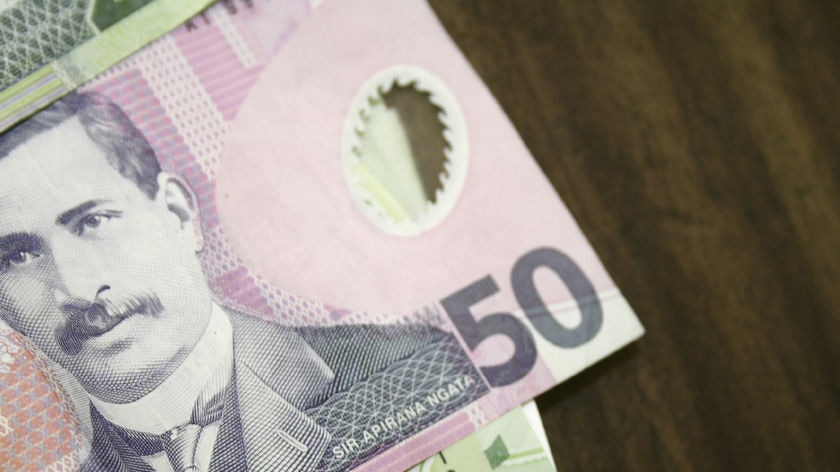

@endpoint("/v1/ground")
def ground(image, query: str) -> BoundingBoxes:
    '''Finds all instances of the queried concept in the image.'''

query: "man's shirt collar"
[90,303,234,434]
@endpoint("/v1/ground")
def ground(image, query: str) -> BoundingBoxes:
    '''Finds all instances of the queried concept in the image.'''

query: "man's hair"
[0,92,161,198]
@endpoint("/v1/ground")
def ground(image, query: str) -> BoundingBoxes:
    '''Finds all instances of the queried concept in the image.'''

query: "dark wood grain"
[428,1,840,470]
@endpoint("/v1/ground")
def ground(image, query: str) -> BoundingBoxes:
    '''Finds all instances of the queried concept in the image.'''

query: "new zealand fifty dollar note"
[0,0,215,132]
[0,0,644,470]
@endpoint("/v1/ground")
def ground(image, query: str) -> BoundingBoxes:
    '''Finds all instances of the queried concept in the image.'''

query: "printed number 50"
[441,247,603,387]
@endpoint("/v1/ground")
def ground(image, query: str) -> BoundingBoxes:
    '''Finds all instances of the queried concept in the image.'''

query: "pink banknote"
[0,0,643,470]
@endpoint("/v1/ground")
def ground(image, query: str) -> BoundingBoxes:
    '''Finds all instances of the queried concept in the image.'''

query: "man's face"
[0,117,212,403]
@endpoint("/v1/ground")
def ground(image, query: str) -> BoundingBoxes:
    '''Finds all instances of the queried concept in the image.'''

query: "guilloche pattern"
[305,332,489,471]
[0,0,93,88]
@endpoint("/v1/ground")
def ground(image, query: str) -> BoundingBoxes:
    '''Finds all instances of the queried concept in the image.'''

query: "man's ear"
[157,173,204,251]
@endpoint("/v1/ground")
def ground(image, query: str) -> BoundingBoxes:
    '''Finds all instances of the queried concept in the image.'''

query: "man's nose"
[50,239,110,302]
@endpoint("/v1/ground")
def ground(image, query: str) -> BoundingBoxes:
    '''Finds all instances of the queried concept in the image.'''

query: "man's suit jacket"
[81,312,485,471]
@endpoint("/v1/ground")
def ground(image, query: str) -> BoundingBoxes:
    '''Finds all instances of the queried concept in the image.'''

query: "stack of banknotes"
[0,0,644,470]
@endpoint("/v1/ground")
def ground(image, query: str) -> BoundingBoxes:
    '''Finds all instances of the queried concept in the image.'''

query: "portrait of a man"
[0,92,486,471]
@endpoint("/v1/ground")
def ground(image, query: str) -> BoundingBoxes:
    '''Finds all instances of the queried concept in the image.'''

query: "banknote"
[0,0,643,470]
[0,0,215,133]
[407,402,556,472]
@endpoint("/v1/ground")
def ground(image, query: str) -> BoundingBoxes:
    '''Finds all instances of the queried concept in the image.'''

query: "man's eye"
[82,215,103,228]
[9,252,28,264]
[75,213,114,235]
[0,251,40,272]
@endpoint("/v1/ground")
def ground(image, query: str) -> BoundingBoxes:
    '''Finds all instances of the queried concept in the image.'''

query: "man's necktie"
[159,390,227,472]
[161,424,203,472]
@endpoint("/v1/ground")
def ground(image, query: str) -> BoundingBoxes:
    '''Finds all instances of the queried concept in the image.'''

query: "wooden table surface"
[429,1,840,470]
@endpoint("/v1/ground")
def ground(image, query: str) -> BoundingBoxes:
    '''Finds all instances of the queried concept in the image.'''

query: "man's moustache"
[57,294,164,356]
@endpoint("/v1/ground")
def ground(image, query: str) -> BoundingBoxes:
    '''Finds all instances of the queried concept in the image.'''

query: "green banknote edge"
[0,0,214,132]
[406,403,557,472]
[0,67,63,118]
[57,0,214,83]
